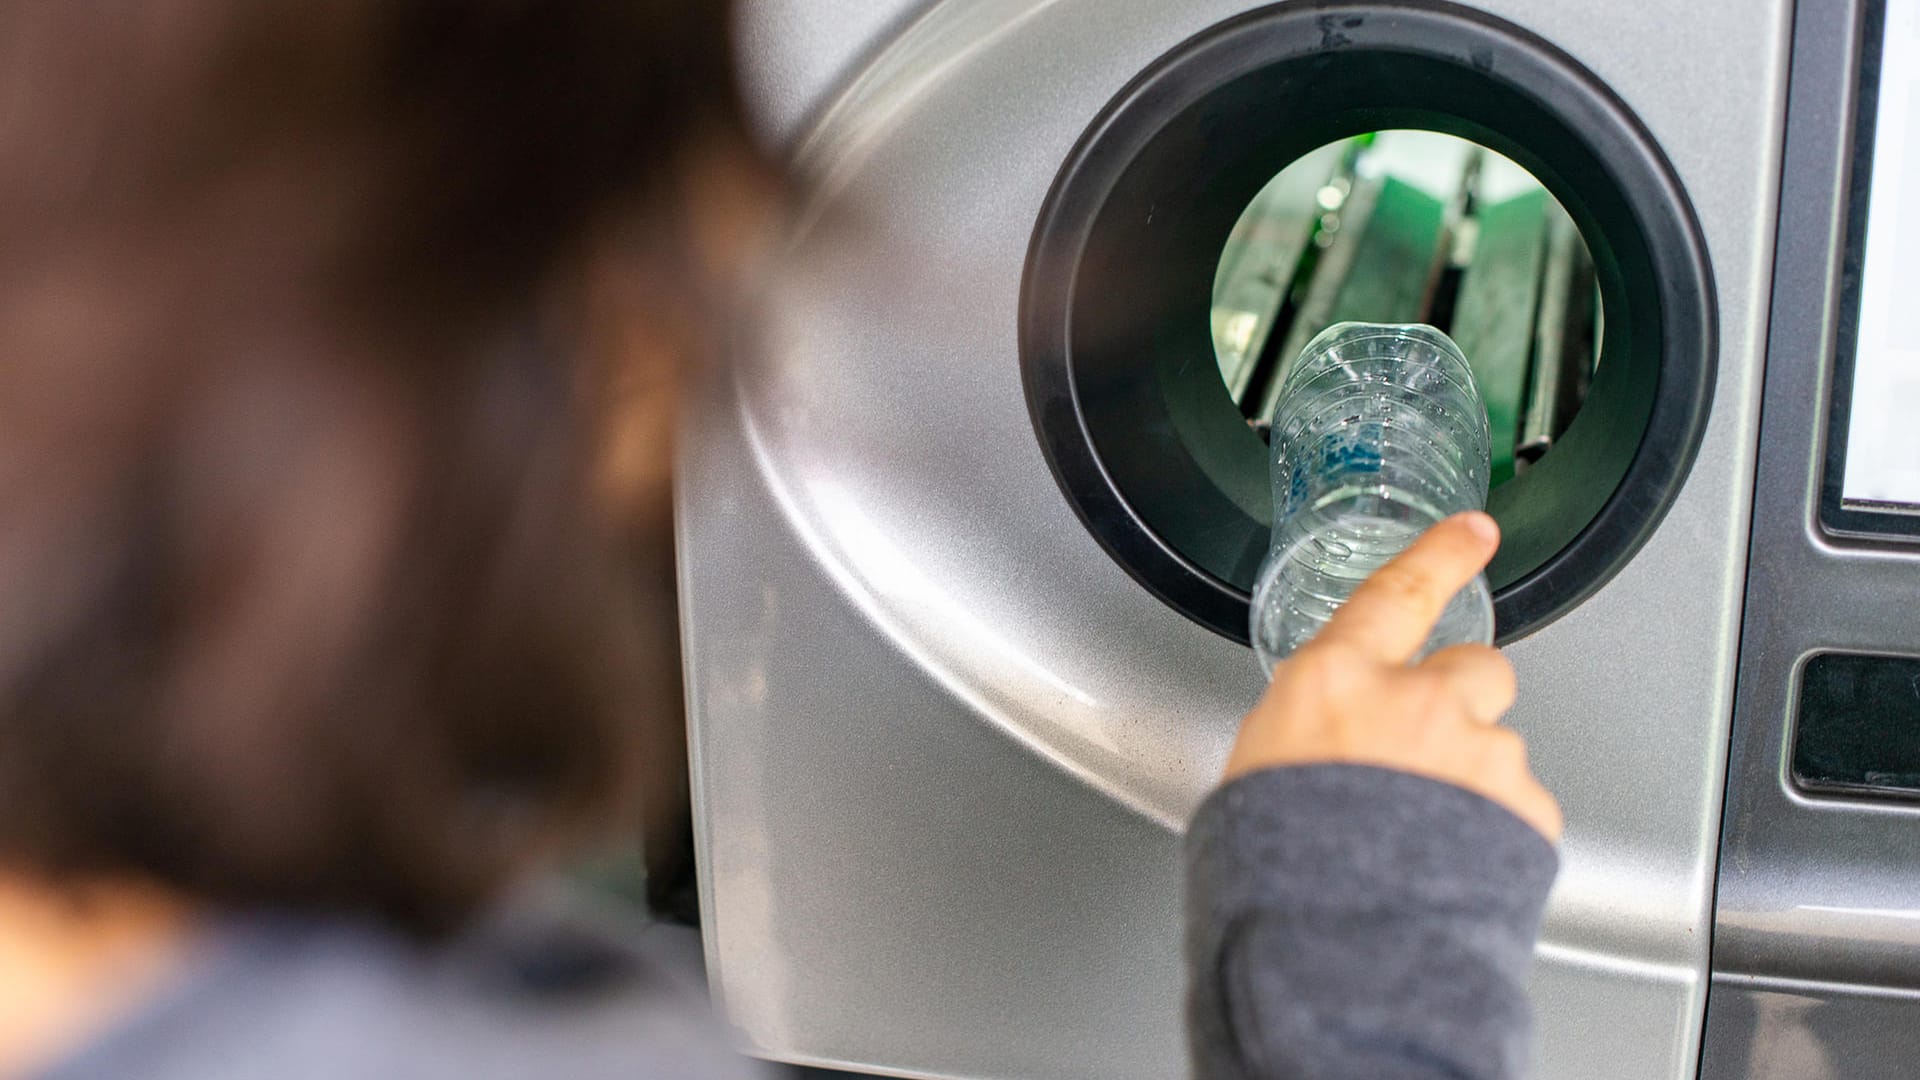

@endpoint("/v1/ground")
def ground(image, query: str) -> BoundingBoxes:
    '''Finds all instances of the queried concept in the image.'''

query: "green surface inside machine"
[1211,131,1601,488]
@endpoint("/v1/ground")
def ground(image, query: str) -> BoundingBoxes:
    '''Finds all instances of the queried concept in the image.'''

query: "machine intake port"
[1212,130,1602,489]
[1020,1,1716,646]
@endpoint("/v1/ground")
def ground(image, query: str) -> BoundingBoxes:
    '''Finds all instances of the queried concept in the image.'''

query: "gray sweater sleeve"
[1184,764,1559,1080]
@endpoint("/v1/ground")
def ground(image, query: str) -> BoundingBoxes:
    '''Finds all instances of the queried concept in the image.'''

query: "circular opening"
[1019,1,1716,646]
[1212,130,1603,498]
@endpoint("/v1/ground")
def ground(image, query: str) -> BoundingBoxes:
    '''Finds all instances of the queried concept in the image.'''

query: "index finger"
[1313,512,1499,664]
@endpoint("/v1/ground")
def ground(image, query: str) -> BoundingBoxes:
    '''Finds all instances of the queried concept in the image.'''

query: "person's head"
[0,1,773,933]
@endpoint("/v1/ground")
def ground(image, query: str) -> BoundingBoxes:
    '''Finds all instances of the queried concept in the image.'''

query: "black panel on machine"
[1794,653,1920,798]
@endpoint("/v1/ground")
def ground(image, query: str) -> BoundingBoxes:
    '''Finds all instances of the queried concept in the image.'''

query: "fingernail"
[1463,511,1500,546]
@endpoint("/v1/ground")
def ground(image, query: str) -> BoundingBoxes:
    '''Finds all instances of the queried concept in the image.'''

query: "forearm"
[1185,764,1558,1080]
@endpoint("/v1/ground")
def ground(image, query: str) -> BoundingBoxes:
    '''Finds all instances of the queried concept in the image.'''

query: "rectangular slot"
[1793,652,1920,798]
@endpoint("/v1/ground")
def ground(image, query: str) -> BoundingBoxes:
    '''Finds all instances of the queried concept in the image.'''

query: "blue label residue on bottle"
[1279,423,1384,516]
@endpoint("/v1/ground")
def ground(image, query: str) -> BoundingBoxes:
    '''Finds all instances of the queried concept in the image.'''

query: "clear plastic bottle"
[1250,322,1496,673]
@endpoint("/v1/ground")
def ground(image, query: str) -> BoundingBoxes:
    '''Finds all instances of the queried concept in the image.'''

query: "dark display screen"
[1794,652,1920,797]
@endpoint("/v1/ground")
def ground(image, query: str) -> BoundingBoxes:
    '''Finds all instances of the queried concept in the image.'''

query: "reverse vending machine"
[681,1,1920,1076]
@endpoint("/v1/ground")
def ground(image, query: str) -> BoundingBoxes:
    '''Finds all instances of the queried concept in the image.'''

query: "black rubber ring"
[1019,0,1716,645]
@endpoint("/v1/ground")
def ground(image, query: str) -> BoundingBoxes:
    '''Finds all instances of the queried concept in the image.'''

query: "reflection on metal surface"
[730,322,1217,829]
[806,481,1102,711]
[735,0,935,149]
[1740,993,1838,1080]
[1799,905,1920,921]
[1701,978,1920,1080]
[1536,941,1697,985]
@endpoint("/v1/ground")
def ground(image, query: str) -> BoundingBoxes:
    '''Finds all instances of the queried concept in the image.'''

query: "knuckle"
[1398,672,1468,726]
[1458,651,1518,710]
[1404,670,1452,711]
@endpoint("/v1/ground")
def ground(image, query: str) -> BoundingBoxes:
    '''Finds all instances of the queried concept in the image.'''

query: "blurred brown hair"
[0,1,764,932]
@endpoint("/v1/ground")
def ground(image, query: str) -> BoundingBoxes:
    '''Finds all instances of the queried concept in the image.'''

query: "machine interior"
[1211,129,1602,490]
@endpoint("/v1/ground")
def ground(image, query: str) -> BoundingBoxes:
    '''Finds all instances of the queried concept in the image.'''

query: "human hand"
[1224,512,1562,842]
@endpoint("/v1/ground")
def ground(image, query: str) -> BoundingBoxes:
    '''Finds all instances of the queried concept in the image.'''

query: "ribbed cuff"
[1186,763,1558,930]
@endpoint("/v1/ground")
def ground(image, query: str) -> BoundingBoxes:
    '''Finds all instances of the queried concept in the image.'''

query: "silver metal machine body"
[1698,1,1920,1075]
[685,2,1791,1076]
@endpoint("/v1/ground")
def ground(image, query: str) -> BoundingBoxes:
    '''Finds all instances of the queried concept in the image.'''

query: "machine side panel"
[692,1,1793,1076]
[1706,0,1920,1071]
[679,378,1187,1079]
[1700,976,1920,1080]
